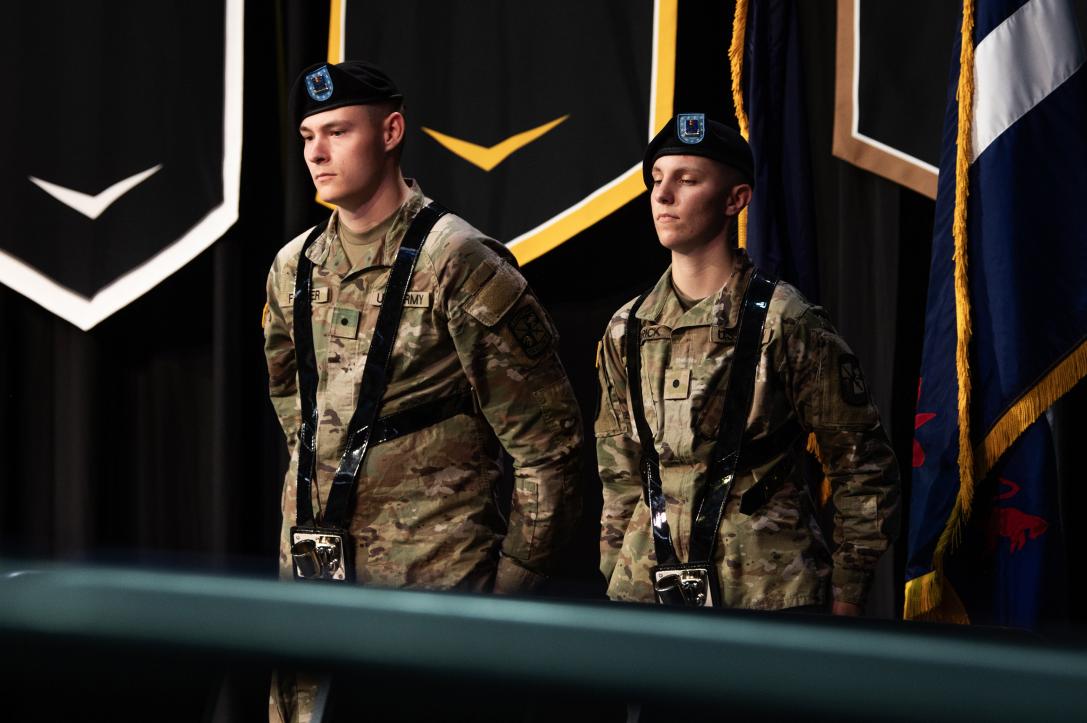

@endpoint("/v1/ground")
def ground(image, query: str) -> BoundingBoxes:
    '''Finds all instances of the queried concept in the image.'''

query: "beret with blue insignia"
[643,113,755,189]
[289,60,404,127]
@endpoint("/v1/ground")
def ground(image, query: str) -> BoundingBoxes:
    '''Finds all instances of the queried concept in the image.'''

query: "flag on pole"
[906,0,1086,628]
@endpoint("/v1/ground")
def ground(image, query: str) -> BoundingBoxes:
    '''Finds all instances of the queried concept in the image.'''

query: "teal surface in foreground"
[2,561,1086,721]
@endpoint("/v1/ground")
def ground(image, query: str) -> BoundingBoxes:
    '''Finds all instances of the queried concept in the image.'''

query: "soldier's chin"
[315,186,346,206]
[656,227,691,250]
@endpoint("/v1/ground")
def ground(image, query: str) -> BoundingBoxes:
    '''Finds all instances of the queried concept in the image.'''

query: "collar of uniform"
[636,248,756,330]
[634,266,682,327]
[377,180,429,268]
[304,180,429,275]
[711,248,756,331]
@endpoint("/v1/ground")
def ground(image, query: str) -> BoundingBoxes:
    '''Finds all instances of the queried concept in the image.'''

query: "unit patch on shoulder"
[508,305,552,358]
[838,353,869,406]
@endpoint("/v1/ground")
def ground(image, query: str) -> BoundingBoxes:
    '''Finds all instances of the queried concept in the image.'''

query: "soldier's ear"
[384,111,406,154]
[724,183,752,217]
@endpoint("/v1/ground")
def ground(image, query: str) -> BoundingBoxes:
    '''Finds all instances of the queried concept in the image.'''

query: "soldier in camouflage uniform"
[596,115,899,614]
[265,61,583,721]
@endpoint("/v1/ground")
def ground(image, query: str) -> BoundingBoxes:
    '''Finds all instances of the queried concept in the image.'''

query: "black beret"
[643,114,754,189]
[289,61,403,127]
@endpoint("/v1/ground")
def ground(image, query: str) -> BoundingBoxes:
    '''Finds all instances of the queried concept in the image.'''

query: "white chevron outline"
[29,164,163,220]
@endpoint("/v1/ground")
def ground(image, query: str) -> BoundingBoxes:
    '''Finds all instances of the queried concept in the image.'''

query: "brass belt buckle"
[290,526,354,582]
[652,563,718,607]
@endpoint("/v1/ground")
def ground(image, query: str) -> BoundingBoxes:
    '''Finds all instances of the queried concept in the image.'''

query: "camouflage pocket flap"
[464,261,527,327]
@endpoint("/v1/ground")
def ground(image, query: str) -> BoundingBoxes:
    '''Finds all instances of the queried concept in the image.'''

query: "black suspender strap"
[624,270,778,570]
[689,271,777,562]
[293,224,328,528]
[624,292,679,567]
[369,388,476,446]
[292,202,449,530]
[321,202,447,529]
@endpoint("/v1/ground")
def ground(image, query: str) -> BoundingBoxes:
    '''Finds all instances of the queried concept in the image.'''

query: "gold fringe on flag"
[904,0,977,621]
[728,0,750,249]
[976,339,1087,480]
[933,0,977,581]
[903,571,971,624]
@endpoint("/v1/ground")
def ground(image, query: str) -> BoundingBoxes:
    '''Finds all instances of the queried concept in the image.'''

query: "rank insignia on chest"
[838,353,869,406]
[331,306,361,339]
[711,323,735,343]
[508,306,552,358]
[663,368,691,400]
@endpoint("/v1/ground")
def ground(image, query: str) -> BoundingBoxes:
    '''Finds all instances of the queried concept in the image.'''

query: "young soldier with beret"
[264,61,584,721]
[595,114,900,614]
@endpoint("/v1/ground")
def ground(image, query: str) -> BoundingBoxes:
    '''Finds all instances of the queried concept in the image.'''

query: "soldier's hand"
[831,600,862,616]
[493,555,549,595]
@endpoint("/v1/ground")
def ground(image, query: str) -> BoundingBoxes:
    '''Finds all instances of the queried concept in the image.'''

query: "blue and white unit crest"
[305,65,334,102]
[677,113,705,144]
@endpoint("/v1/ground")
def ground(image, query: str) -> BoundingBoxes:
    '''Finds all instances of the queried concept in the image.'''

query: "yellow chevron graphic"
[421,115,570,171]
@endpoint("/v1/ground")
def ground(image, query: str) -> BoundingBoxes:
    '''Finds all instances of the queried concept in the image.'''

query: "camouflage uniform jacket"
[264,182,583,592]
[595,250,900,608]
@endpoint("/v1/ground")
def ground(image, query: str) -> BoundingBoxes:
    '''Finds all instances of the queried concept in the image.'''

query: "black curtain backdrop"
[3,0,1084,632]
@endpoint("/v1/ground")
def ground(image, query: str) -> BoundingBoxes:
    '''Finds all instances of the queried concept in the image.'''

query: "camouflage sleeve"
[263,255,300,455]
[436,235,584,590]
[781,307,901,606]
[594,312,644,583]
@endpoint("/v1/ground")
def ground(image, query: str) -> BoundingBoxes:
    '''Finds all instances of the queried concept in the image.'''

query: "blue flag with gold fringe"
[906,0,1086,628]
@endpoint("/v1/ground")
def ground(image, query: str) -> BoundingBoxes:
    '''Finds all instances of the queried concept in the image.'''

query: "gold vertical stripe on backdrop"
[327,0,344,63]
[653,0,678,135]
[314,0,347,210]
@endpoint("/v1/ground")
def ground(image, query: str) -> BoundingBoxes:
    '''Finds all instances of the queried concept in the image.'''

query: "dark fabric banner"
[333,0,674,264]
[742,0,820,302]
[854,0,958,170]
[0,0,242,330]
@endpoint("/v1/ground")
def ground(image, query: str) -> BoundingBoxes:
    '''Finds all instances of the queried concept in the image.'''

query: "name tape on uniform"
[640,325,672,342]
[283,287,330,305]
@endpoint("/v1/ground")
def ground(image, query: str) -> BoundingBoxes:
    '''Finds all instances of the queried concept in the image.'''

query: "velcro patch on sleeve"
[463,261,527,327]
